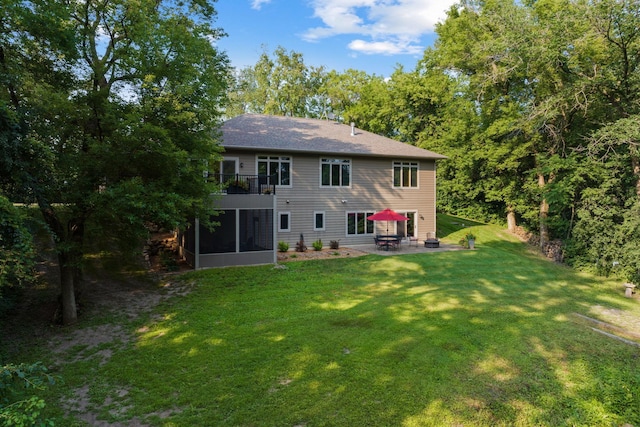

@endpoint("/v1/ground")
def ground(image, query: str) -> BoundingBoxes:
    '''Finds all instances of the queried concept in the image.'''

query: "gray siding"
[194,193,277,268]
[224,150,438,248]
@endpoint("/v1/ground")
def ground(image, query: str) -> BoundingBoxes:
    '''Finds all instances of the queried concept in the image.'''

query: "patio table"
[376,235,401,251]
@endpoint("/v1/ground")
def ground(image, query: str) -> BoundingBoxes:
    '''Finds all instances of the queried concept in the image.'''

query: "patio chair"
[374,235,385,250]
[424,232,440,248]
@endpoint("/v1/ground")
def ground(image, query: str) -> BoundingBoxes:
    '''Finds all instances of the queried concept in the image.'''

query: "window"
[258,155,291,186]
[219,158,238,183]
[314,211,325,231]
[347,211,374,235]
[279,212,291,232]
[321,158,350,187]
[393,161,418,188]
[206,158,238,184]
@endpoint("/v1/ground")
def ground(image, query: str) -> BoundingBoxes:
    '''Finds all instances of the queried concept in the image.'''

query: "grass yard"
[16,216,640,426]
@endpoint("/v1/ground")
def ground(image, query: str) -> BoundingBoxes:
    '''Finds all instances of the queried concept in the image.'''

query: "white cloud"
[303,0,456,55]
[251,0,271,10]
[348,38,423,56]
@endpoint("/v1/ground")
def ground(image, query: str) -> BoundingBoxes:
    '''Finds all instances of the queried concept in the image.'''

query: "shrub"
[278,241,289,252]
[295,234,307,252]
[0,197,37,316]
[0,197,36,290]
[0,362,57,427]
[312,239,323,251]
[329,240,340,249]
[159,249,179,271]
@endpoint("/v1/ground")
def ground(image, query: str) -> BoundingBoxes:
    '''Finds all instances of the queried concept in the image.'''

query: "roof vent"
[350,122,356,136]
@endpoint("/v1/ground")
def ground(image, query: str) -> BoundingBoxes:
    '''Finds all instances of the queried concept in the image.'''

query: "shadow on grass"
[53,220,640,426]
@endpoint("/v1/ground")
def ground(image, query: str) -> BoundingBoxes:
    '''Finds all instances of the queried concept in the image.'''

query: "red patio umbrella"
[367,208,409,234]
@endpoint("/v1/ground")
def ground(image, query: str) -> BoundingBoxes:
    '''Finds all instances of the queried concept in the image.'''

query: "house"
[179,114,447,268]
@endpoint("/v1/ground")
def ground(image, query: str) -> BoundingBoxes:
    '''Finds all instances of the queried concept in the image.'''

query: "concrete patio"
[350,240,465,256]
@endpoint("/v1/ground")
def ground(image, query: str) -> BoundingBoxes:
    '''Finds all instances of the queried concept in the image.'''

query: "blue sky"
[214,0,458,77]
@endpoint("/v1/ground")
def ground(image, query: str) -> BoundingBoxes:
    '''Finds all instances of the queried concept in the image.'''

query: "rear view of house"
[179,114,446,268]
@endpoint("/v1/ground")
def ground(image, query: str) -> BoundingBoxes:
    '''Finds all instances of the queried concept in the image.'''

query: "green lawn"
[35,216,640,425]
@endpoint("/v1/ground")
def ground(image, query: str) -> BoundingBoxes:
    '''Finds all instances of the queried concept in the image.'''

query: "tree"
[433,0,544,228]
[341,75,395,137]
[566,115,640,277]
[1,0,230,324]
[0,195,36,313]
[432,0,615,246]
[318,69,374,120]
[228,46,325,117]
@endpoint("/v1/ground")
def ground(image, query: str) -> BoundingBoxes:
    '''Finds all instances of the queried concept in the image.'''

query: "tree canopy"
[1,0,230,324]
[226,0,640,282]
[4,0,640,322]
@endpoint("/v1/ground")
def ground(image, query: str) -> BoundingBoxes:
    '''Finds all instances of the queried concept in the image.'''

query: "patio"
[351,240,464,256]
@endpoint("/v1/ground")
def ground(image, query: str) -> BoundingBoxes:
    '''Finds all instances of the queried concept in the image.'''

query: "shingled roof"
[221,114,447,160]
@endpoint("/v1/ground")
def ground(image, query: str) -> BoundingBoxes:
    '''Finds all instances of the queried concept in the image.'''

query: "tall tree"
[341,75,395,137]
[318,69,374,120]
[1,0,229,324]
[228,46,325,117]
[434,0,541,228]
[433,0,612,248]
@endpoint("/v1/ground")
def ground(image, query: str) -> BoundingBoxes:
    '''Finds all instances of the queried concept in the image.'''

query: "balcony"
[209,174,277,195]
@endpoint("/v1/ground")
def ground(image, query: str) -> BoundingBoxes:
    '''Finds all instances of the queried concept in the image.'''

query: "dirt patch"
[0,231,194,427]
[277,247,368,262]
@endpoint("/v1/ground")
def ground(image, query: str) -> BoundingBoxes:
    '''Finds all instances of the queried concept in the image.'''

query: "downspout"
[433,161,438,235]
[273,194,278,264]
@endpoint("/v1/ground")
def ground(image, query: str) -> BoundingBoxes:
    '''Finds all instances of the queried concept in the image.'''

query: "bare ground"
[277,246,368,262]
[1,232,194,426]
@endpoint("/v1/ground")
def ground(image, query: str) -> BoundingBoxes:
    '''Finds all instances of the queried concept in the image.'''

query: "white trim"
[345,210,375,236]
[319,157,352,188]
[313,211,326,231]
[392,160,420,189]
[257,154,292,188]
[222,156,240,173]
[397,210,418,240]
[278,211,291,232]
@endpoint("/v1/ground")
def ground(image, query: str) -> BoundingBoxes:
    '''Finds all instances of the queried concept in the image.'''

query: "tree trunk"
[61,217,85,325]
[58,252,78,325]
[538,173,550,252]
[39,202,85,325]
[506,206,517,233]
[632,155,640,199]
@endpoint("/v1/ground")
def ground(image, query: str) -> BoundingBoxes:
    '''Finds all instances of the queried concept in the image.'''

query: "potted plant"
[225,178,249,194]
[460,232,476,249]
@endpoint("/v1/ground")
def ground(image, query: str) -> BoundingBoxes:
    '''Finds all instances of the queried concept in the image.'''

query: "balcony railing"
[209,173,277,195]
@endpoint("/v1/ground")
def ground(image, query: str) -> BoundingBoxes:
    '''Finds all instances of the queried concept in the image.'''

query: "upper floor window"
[393,161,418,188]
[258,155,291,186]
[321,158,350,187]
